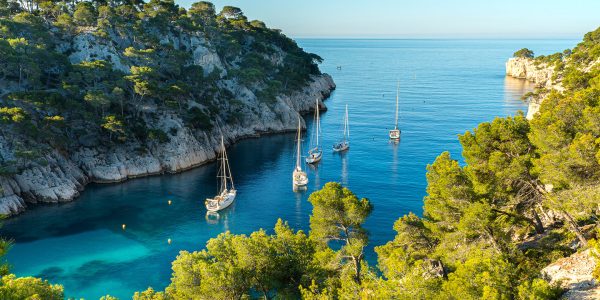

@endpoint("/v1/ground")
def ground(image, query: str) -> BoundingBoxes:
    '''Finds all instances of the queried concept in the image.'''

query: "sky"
[175,0,600,39]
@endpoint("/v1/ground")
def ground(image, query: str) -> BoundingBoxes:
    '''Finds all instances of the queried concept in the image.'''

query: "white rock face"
[505,57,556,87]
[189,36,226,76]
[542,249,600,300]
[0,74,335,215]
[68,33,130,73]
[505,57,560,119]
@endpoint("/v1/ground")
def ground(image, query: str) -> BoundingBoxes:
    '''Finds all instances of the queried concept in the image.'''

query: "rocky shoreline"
[0,74,335,216]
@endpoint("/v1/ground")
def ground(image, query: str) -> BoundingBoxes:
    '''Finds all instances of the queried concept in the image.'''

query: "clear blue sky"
[176,0,600,39]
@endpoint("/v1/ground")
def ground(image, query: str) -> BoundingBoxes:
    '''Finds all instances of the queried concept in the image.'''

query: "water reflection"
[293,189,306,228]
[205,211,220,225]
[389,138,400,177]
[338,151,349,186]
[503,75,536,115]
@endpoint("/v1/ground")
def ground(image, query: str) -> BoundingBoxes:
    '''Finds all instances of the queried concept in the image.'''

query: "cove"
[0,39,576,299]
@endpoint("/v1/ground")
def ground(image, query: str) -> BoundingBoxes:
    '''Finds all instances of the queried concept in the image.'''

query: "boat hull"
[293,170,309,186]
[333,142,349,152]
[305,153,322,164]
[389,129,401,140]
[306,148,323,164]
[205,189,237,212]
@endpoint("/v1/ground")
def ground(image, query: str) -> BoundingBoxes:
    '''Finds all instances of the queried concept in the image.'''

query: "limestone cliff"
[0,74,334,215]
[0,24,335,216]
[505,57,560,119]
[505,55,600,119]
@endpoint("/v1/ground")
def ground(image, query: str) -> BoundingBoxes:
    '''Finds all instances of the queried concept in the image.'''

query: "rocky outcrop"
[506,56,600,119]
[68,32,131,73]
[542,249,600,300]
[506,57,556,87]
[0,74,335,216]
[505,57,560,119]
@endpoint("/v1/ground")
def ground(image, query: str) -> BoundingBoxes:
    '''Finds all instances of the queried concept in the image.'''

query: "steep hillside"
[0,1,335,215]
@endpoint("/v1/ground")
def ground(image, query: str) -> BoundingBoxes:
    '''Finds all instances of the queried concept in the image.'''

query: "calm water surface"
[1,39,576,299]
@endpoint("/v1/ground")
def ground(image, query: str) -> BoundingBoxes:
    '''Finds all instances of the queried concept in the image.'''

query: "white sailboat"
[293,118,309,187]
[306,98,323,164]
[333,104,349,152]
[205,136,236,212]
[389,81,401,140]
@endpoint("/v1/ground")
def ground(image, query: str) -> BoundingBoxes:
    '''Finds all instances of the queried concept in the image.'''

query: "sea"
[0,39,577,299]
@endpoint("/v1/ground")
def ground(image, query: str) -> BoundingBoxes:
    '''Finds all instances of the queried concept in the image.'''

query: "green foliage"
[73,2,97,26]
[375,212,438,280]
[133,287,170,300]
[166,219,317,299]
[84,90,111,115]
[101,115,125,141]
[219,6,244,20]
[185,107,213,130]
[459,113,546,234]
[308,182,372,286]
[147,128,169,143]
[440,254,518,299]
[592,239,600,280]
[0,274,64,300]
[514,48,534,58]
[422,151,473,233]
[517,278,563,300]
[0,106,27,123]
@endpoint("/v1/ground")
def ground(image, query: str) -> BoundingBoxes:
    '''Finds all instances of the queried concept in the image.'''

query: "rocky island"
[0,2,335,215]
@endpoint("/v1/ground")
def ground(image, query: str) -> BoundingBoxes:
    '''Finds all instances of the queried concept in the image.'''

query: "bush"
[185,107,213,130]
[147,128,170,143]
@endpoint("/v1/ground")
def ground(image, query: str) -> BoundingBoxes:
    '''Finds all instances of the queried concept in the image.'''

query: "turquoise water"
[1,39,576,299]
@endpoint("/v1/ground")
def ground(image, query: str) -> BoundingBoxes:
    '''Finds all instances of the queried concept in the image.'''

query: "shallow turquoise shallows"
[1,39,576,299]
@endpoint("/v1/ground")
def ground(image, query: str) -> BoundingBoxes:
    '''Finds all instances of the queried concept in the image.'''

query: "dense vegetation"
[1,1,599,298]
[122,27,600,299]
[0,0,322,175]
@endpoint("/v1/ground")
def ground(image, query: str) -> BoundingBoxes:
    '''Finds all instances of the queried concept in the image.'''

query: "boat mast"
[220,136,227,192]
[315,98,320,148]
[223,136,234,190]
[344,104,349,141]
[395,81,400,130]
[296,117,302,169]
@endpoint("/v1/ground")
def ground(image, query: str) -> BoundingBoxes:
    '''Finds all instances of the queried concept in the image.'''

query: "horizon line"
[292,36,581,40]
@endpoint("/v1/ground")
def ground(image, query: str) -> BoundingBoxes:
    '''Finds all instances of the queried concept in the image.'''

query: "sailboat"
[293,118,309,187]
[333,104,350,152]
[205,136,236,212]
[306,98,323,164]
[389,81,401,140]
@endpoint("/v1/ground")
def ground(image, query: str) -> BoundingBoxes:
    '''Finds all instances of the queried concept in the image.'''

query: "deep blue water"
[0,39,576,299]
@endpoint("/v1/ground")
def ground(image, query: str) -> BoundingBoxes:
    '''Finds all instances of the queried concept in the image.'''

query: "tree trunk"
[352,255,362,285]
[531,209,545,234]
[562,211,587,246]
[18,66,22,88]
[537,203,552,223]
[484,226,503,254]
